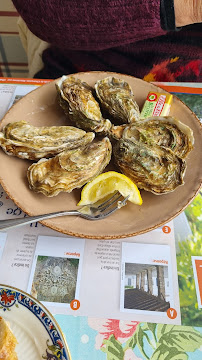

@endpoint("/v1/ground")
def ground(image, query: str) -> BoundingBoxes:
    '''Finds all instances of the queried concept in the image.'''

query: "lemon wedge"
[77,171,142,206]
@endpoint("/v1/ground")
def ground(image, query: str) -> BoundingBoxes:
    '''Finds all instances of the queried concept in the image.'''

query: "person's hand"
[174,0,202,27]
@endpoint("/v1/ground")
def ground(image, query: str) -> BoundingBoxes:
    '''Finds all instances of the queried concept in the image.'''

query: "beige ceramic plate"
[0,71,201,239]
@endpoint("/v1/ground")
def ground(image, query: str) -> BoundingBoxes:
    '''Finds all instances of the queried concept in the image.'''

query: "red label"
[153,95,166,116]
[147,93,157,101]
[195,260,202,303]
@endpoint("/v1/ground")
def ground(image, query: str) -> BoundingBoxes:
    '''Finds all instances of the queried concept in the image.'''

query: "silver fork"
[0,192,129,231]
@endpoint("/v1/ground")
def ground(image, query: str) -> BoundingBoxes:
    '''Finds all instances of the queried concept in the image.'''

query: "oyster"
[56,76,112,134]
[0,120,95,160]
[27,137,112,197]
[122,116,194,158]
[95,76,140,124]
[113,138,186,194]
[109,124,126,140]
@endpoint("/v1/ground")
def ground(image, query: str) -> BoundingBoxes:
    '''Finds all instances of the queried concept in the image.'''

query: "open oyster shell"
[113,138,186,194]
[56,76,112,134]
[122,116,194,158]
[0,120,95,160]
[95,76,140,124]
[27,137,112,197]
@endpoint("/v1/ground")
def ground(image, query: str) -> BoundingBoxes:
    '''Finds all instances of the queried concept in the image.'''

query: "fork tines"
[95,191,129,218]
[97,191,123,211]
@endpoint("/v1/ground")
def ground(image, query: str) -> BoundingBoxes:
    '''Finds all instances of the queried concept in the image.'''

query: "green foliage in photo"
[175,93,202,121]
[176,191,202,326]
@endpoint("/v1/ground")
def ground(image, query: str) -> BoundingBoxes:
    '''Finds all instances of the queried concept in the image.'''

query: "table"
[0,78,202,360]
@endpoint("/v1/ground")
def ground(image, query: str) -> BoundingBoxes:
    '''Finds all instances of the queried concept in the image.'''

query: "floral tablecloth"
[55,315,202,360]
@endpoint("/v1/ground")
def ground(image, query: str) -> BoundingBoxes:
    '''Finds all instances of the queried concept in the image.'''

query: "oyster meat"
[122,116,194,158]
[113,138,186,194]
[27,137,112,197]
[56,76,112,134]
[95,76,140,124]
[0,120,95,160]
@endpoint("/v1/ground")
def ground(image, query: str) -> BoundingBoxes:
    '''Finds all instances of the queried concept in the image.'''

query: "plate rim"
[0,283,72,360]
[0,71,202,239]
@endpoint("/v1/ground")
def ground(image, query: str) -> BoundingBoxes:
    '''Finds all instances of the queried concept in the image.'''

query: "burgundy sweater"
[12,0,202,81]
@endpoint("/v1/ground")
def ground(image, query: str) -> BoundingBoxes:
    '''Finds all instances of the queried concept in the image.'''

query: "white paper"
[120,242,180,324]
[8,85,38,109]
[27,235,85,313]
[1,79,198,326]
[0,232,7,260]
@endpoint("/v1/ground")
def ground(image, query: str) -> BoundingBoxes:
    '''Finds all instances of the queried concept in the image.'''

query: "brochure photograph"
[120,242,180,324]
[27,235,85,310]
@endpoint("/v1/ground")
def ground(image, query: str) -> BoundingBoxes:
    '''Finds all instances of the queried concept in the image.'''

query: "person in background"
[12,0,202,81]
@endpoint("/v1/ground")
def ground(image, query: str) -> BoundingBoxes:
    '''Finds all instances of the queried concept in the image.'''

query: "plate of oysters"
[0,71,201,239]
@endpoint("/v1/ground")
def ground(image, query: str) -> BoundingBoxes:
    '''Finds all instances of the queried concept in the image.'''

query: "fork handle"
[0,210,79,231]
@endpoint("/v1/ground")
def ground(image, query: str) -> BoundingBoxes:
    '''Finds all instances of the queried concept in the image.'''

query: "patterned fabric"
[12,0,202,82]
[55,315,202,360]
[34,24,202,82]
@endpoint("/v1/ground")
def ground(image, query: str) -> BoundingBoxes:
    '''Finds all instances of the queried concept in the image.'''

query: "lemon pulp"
[77,171,142,206]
